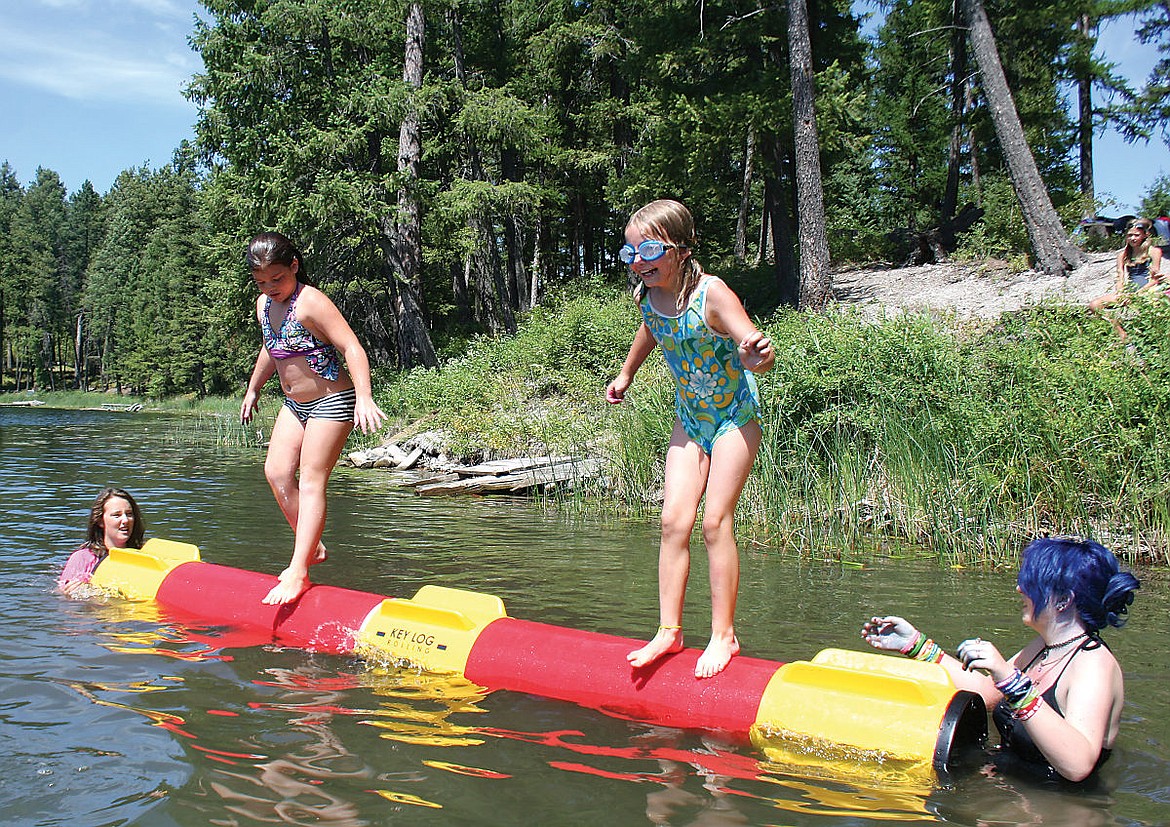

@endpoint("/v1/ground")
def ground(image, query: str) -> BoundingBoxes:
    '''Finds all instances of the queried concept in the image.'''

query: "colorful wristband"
[995,669,1034,706]
[914,639,944,664]
[1009,682,1043,720]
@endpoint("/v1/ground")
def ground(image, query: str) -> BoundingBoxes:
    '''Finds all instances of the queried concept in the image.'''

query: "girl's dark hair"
[246,232,309,283]
[1016,537,1140,632]
[85,487,145,556]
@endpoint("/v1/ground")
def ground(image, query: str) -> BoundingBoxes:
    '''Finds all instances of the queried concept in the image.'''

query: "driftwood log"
[410,457,604,496]
[888,203,984,266]
[348,439,604,497]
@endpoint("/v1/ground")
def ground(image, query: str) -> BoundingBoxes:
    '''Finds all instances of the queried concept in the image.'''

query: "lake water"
[2,406,1167,826]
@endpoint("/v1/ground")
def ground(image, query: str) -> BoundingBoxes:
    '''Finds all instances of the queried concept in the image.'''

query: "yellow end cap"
[90,538,201,601]
[753,648,957,765]
[356,585,507,674]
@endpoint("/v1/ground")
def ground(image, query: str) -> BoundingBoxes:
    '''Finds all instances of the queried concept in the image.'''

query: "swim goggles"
[618,239,685,264]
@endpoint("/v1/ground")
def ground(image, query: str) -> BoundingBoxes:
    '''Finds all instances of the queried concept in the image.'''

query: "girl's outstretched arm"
[607,322,656,403]
[705,279,774,373]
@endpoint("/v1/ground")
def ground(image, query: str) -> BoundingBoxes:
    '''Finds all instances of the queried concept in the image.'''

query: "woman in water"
[862,536,1139,782]
[59,487,145,596]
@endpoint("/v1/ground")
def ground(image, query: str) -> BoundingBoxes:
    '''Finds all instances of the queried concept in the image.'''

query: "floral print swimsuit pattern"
[261,283,341,381]
[641,275,760,455]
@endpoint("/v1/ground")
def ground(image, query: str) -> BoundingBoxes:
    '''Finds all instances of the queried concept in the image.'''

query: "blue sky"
[0,0,1165,215]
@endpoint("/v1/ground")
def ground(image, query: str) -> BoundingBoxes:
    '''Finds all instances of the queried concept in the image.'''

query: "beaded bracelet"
[914,639,945,664]
[1011,689,1044,721]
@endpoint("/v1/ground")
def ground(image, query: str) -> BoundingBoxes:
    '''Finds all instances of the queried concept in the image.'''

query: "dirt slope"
[830,251,1118,320]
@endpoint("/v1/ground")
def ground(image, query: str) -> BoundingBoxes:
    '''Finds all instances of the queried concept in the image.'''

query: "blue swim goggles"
[618,239,685,264]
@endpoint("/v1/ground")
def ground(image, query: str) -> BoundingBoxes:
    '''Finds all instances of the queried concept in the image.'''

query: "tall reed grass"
[29,286,1162,567]
[374,287,1170,566]
[732,301,1170,565]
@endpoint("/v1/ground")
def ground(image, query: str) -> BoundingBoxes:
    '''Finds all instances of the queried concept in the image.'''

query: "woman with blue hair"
[862,537,1140,782]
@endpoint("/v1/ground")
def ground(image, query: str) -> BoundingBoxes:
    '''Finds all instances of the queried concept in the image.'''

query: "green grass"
[376,288,1170,566]
[12,284,1170,567]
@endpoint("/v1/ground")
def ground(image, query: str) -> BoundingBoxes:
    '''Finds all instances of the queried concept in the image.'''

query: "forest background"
[2,0,1170,562]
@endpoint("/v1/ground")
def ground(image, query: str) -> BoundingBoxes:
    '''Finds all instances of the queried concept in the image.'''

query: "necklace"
[1040,631,1088,659]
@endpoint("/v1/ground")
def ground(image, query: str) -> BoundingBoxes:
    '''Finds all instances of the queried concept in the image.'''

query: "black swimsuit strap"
[1021,632,1099,672]
[1048,636,1095,687]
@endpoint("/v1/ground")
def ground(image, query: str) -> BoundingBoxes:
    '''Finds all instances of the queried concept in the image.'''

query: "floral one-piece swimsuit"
[640,275,760,455]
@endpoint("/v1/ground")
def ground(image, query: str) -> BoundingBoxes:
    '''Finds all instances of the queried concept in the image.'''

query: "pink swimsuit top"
[261,283,341,381]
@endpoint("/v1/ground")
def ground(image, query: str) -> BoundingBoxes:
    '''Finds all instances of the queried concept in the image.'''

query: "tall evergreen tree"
[8,169,68,388]
[1134,1,1170,146]
[189,0,438,369]
[83,167,206,395]
[960,0,1083,275]
[0,164,24,389]
[62,181,104,388]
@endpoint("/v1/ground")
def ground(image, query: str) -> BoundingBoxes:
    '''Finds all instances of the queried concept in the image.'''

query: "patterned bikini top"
[261,283,341,381]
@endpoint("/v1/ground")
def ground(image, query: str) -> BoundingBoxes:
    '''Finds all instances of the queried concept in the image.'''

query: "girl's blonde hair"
[628,200,702,311]
[1124,218,1155,267]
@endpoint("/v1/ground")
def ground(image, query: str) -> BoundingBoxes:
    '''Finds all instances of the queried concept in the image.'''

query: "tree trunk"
[735,128,755,262]
[1077,13,1094,207]
[41,330,56,391]
[942,0,968,225]
[74,312,83,389]
[755,201,771,266]
[959,0,1083,275]
[762,133,798,305]
[389,2,438,368]
[967,80,981,205]
[451,261,471,326]
[450,5,518,330]
[502,147,528,311]
[471,212,516,334]
[788,0,832,311]
[530,212,544,307]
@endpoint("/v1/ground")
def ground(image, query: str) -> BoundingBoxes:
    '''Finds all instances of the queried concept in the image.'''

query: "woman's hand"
[59,579,90,598]
[955,637,1012,681]
[861,615,919,653]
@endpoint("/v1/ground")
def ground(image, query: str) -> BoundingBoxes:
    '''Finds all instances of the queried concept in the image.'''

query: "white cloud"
[124,0,191,17]
[33,0,190,19]
[0,1,202,109]
[0,33,197,107]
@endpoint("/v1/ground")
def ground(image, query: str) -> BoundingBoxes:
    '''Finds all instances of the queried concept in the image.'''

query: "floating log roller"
[92,539,986,778]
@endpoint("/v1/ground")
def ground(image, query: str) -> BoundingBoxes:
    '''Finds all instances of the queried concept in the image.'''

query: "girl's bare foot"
[627,626,684,668]
[695,634,739,679]
[262,566,311,605]
[310,543,328,565]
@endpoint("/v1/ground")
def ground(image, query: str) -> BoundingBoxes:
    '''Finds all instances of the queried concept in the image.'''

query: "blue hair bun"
[1102,571,1140,628]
